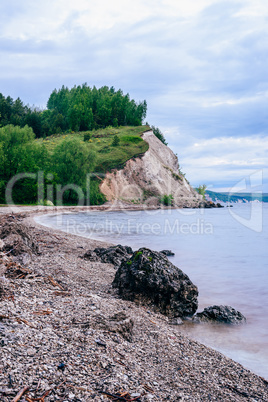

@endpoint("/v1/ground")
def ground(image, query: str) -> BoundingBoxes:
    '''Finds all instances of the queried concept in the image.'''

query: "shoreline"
[0,207,268,400]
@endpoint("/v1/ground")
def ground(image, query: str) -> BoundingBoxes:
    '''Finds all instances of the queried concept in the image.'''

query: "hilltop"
[0,84,203,208]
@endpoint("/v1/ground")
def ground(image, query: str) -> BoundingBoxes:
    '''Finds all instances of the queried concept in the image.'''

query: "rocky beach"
[0,206,268,401]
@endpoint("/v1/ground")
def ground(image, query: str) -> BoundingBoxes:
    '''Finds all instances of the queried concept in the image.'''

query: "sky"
[1,0,268,192]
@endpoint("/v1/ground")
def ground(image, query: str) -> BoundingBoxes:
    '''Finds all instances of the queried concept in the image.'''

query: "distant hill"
[205,190,268,203]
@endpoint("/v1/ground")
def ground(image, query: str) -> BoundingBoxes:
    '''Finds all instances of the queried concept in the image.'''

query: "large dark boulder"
[112,248,198,318]
[194,305,246,324]
[83,244,133,268]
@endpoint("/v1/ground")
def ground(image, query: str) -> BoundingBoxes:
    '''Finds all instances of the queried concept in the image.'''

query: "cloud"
[168,134,268,191]
[0,0,267,190]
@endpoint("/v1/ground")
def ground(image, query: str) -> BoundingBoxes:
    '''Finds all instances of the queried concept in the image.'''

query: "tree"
[52,137,97,203]
[0,124,35,180]
[197,184,207,199]
[0,125,47,203]
[151,125,167,145]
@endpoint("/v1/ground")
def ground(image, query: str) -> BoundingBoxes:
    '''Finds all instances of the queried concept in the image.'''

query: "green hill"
[39,125,149,172]
[0,124,150,206]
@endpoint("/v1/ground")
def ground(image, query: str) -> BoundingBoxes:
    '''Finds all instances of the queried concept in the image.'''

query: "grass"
[38,125,150,173]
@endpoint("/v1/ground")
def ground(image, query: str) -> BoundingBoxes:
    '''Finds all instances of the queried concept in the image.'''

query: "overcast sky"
[1,0,268,192]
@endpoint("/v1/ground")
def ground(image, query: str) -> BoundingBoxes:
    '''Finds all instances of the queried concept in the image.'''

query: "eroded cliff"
[100,130,202,207]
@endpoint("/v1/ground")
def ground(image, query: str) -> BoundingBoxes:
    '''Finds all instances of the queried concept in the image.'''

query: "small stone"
[169,317,183,325]
[26,348,36,356]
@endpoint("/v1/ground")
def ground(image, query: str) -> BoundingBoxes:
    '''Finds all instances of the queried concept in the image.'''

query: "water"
[35,203,268,379]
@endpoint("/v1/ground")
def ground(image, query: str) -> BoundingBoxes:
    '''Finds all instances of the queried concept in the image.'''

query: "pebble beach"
[0,206,268,401]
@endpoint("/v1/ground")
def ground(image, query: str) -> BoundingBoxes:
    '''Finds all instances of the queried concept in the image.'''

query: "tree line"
[0,85,147,137]
[0,125,103,205]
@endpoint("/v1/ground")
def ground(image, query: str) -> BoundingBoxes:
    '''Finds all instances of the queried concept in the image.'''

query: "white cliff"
[100,130,202,207]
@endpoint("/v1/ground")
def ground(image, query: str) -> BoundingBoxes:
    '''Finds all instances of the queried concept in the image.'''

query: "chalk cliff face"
[100,130,202,207]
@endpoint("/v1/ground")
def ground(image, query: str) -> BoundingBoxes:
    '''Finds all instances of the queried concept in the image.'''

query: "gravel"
[0,208,267,401]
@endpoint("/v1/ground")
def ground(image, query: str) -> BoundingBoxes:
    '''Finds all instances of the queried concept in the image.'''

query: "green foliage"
[0,85,147,138]
[46,84,147,134]
[120,135,143,143]
[134,251,143,260]
[0,125,48,203]
[151,125,167,145]
[197,184,207,199]
[112,135,120,146]
[159,194,174,206]
[0,124,150,206]
[52,137,97,203]
[83,132,91,141]
[52,137,96,186]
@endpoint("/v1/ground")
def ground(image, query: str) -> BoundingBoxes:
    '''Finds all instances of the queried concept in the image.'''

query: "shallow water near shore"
[35,203,268,379]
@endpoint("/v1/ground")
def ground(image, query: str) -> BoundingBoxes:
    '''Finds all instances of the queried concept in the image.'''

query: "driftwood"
[47,275,65,290]
[12,385,29,402]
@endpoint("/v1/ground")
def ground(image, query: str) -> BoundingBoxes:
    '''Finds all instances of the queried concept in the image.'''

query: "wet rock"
[94,245,133,268]
[112,248,198,318]
[169,317,183,325]
[194,305,246,324]
[199,201,224,208]
[160,250,175,256]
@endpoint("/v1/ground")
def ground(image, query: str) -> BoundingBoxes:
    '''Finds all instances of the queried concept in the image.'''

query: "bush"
[197,184,207,199]
[160,194,174,206]
[151,125,167,145]
[112,135,120,146]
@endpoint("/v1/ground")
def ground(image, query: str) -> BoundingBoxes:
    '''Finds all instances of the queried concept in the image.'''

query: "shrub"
[197,184,207,199]
[151,125,167,145]
[160,194,174,206]
[112,135,120,146]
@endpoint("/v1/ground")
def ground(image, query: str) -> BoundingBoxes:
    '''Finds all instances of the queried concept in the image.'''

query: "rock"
[199,201,224,208]
[160,250,175,256]
[169,317,183,325]
[112,248,198,318]
[0,240,4,251]
[94,244,133,268]
[194,305,246,324]
[82,250,99,262]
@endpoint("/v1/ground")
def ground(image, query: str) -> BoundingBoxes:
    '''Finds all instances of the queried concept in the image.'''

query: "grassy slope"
[38,125,150,173]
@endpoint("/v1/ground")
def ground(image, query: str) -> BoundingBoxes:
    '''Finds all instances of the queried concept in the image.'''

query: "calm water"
[35,203,268,379]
